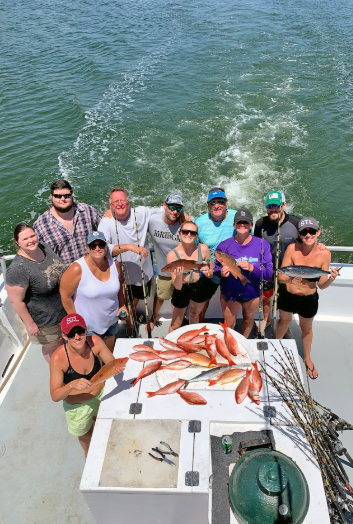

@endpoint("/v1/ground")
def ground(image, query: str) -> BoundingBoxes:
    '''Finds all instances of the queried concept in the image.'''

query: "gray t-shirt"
[99,206,163,286]
[148,212,181,275]
[6,243,67,327]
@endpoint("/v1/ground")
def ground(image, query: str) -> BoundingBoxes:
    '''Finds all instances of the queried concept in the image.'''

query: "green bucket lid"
[229,449,310,524]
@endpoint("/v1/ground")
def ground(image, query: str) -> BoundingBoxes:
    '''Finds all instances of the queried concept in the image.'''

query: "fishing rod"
[133,208,152,339]
[114,218,139,337]
[271,202,283,337]
[257,235,265,339]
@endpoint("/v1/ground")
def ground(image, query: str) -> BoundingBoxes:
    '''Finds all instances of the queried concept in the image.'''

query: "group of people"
[4,179,339,456]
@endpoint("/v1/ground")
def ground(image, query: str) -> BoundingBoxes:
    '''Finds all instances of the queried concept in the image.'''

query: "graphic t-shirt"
[148,212,181,275]
[6,243,66,327]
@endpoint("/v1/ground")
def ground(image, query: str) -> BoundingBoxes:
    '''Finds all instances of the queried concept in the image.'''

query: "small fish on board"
[146,379,186,397]
[90,357,129,386]
[278,265,331,279]
[235,368,252,404]
[248,381,261,404]
[176,325,208,343]
[208,368,246,386]
[160,360,192,370]
[252,362,263,392]
[129,351,161,362]
[214,251,250,285]
[131,361,162,387]
[219,320,239,356]
[161,259,204,273]
[183,365,232,387]
[132,344,161,354]
[181,353,223,368]
[215,338,236,366]
[178,391,207,405]
[159,338,182,351]
[159,349,189,361]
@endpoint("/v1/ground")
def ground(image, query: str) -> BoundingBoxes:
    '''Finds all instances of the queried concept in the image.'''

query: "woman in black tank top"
[50,314,127,458]
[166,221,215,332]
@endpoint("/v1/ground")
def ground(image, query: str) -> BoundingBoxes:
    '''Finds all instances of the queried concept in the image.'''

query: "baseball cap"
[234,209,253,224]
[165,193,183,206]
[298,217,319,232]
[265,191,283,207]
[87,231,107,245]
[61,314,86,335]
[207,189,227,202]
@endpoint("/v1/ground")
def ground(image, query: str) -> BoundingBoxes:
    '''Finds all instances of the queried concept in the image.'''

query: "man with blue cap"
[195,187,238,318]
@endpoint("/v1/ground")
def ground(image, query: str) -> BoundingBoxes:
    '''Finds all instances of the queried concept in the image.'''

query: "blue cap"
[87,231,107,245]
[207,189,227,202]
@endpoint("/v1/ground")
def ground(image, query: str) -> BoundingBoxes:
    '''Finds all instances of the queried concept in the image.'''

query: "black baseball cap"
[234,209,253,224]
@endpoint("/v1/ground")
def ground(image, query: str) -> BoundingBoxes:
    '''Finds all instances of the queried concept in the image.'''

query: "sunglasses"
[52,193,72,199]
[209,199,226,206]
[266,204,281,209]
[181,229,198,237]
[167,204,183,212]
[236,220,250,225]
[67,326,86,338]
[299,228,318,236]
[89,241,107,249]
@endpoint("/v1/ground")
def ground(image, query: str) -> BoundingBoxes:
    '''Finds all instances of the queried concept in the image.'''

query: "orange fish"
[146,379,185,397]
[252,362,263,392]
[235,368,251,404]
[177,341,209,353]
[159,350,188,360]
[129,351,161,362]
[177,325,208,343]
[182,353,220,367]
[161,360,192,370]
[215,338,235,366]
[131,361,162,387]
[159,338,181,351]
[214,251,250,286]
[219,320,239,356]
[205,334,218,365]
[248,381,260,405]
[178,391,207,405]
[132,344,161,354]
[90,357,128,386]
[208,368,246,386]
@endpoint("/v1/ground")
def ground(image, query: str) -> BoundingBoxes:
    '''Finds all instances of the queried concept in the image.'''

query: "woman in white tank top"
[60,232,126,351]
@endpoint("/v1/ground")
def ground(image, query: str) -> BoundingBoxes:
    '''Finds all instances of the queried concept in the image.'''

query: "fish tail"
[208,380,217,386]
[146,392,156,398]
[131,378,138,387]
[219,320,227,331]
[229,359,236,366]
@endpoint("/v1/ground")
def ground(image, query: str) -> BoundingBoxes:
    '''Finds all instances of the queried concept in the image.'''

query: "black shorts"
[171,277,219,309]
[278,286,319,319]
[126,279,152,301]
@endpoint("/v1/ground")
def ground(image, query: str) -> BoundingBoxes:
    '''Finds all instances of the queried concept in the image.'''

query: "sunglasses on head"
[181,229,198,237]
[266,204,281,209]
[89,241,106,249]
[67,326,86,338]
[209,199,226,206]
[52,193,72,199]
[167,204,183,212]
[299,228,318,236]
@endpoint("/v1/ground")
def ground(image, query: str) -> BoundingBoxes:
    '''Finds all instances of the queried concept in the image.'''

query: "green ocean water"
[1,0,353,259]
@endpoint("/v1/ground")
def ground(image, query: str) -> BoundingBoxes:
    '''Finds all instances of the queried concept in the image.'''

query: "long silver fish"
[182,364,251,388]
[278,265,331,279]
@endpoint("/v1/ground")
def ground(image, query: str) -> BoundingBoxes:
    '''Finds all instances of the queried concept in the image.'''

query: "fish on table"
[181,353,224,368]
[146,379,186,397]
[252,362,263,392]
[178,391,207,405]
[160,360,192,370]
[219,320,239,356]
[131,361,162,387]
[159,349,189,360]
[208,368,246,386]
[90,357,129,386]
[129,351,161,362]
[214,251,250,285]
[176,325,208,343]
[159,337,182,351]
[132,344,161,354]
[235,368,252,404]
[215,338,236,366]
[182,365,233,387]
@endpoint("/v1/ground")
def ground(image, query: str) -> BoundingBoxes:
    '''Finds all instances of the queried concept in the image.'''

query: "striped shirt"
[33,203,102,266]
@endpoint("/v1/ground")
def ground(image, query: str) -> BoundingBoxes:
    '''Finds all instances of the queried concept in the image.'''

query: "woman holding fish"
[213,210,273,338]
[50,314,127,458]
[277,217,340,379]
[164,221,214,332]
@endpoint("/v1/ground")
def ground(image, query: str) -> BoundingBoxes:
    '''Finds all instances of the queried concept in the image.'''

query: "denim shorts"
[87,320,120,338]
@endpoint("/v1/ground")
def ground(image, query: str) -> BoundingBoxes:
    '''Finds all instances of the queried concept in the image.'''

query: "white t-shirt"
[99,206,162,286]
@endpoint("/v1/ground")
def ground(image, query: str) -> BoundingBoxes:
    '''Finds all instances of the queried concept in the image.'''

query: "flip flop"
[305,362,318,380]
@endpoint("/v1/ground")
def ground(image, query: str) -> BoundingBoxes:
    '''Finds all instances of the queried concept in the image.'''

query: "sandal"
[305,361,318,380]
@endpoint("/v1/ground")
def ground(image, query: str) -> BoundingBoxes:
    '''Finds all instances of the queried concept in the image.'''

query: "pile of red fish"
[128,322,263,406]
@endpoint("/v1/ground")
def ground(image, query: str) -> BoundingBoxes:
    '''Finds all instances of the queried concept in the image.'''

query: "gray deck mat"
[0,344,95,524]
[210,430,275,524]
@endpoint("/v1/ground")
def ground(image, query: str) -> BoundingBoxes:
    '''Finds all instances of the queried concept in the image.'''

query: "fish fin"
[146,392,156,398]
[208,380,217,386]
[131,379,137,386]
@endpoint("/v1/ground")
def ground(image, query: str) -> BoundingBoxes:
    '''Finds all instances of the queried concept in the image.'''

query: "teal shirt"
[195,209,237,261]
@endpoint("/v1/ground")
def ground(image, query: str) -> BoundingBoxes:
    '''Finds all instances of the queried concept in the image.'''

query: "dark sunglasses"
[52,193,72,199]
[181,229,198,237]
[236,220,250,225]
[167,204,183,212]
[209,199,226,206]
[266,204,281,209]
[299,228,318,236]
[67,326,86,338]
[89,241,107,249]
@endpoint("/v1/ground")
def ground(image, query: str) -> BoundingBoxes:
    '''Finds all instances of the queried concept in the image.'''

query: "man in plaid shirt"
[33,180,102,266]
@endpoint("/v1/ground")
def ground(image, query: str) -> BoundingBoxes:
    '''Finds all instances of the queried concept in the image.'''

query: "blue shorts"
[87,320,120,339]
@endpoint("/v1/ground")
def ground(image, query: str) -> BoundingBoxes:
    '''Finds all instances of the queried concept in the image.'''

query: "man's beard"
[52,201,74,213]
